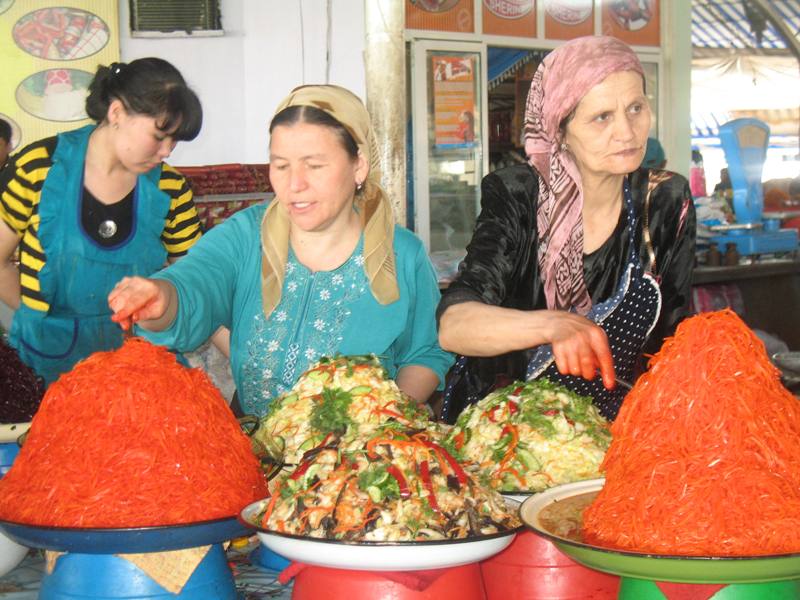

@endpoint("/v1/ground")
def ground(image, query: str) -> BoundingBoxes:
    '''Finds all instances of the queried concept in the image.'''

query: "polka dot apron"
[524,178,662,420]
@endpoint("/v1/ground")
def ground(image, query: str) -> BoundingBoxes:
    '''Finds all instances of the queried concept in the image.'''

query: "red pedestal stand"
[481,531,620,599]
[291,563,486,600]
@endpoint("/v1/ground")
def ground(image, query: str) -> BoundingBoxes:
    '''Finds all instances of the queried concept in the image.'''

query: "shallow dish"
[240,498,520,571]
[0,516,248,554]
[520,479,800,584]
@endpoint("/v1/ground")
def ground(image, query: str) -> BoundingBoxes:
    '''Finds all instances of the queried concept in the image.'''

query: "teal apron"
[9,125,170,384]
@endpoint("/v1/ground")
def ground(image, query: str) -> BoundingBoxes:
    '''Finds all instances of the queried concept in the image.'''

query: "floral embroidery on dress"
[240,240,369,415]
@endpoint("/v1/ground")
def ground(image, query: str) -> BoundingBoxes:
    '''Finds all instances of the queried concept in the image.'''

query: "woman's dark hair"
[0,118,11,144]
[85,57,202,141]
[269,105,358,160]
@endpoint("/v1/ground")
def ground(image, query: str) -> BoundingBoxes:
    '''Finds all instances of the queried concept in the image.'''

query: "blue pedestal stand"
[249,543,290,571]
[0,516,249,600]
[40,544,236,600]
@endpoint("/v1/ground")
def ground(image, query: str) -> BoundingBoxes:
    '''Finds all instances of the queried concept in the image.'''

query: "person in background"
[714,168,732,196]
[108,84,453,417]
[0,58,203,385]
[0,118,12,172]
[641,136,666,169]
[790,174,800,203]
[437,36,696,423]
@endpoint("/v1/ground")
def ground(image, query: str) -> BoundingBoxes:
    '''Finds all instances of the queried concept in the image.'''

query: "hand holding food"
[108,276,174,331]
[546,312,615,389]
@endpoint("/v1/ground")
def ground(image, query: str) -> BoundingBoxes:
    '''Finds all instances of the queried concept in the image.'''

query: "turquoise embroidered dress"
[143,202,453,416]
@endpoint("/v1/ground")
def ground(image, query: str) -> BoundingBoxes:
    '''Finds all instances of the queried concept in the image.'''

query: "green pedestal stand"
[619,577,800,599]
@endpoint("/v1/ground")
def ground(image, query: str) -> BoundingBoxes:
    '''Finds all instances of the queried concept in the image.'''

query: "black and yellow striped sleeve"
[2,138,56,312]
[159,164,202,257]
[0,141,51,236]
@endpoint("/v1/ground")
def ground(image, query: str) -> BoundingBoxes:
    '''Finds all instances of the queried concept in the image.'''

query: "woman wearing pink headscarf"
[438,36,695,422]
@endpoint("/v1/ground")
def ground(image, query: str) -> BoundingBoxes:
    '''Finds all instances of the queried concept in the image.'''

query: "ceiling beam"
[748,0,800,61]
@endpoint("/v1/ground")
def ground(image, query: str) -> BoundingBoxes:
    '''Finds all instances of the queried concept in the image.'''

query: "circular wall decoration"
[0,114,21,153]
[13,7,109,60]
[484,0,533,19]
[609,0,655,31]
[16,69,92,122]
[544,0,592,25]
[410,0,460,13]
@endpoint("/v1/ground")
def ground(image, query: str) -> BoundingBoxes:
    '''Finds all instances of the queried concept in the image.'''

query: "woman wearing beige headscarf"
[108,85,453,416]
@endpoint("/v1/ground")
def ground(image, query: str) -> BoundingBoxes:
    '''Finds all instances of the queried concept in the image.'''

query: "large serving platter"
[520,478,800,584]
[240,497,521,571]
[0,516,249,554]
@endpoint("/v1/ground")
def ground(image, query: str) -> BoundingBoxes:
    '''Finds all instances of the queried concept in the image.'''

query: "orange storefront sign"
[406,0,475,33]
[543,0,594,40]
[601,0,660,46]
[482,0,536,37]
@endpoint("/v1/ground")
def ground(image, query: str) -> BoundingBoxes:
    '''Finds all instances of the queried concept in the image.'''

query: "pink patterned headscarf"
[523,36,644,314]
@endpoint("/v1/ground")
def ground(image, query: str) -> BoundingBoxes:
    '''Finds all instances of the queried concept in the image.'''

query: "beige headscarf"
[260,85,399,318]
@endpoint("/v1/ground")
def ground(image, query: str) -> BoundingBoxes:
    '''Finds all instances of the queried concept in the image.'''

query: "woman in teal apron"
[0,58,204,384]
[437,36,695,422]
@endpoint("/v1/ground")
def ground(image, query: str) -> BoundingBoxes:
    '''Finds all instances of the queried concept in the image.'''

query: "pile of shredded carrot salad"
[0,339,267,528]
[583,309,800,556]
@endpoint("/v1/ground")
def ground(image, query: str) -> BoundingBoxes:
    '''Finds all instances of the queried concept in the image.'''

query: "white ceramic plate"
[0,423,30,444]
[240,498,520,571]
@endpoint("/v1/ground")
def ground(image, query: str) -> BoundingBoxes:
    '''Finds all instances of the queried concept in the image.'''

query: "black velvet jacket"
[437,163,696,419]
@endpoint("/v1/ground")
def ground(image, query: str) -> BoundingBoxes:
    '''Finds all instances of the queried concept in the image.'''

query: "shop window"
[129,0,222,37]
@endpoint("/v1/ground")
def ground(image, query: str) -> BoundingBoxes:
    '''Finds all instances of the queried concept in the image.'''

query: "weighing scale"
[709,118,798,256]
[521,479,800,599]
[0,516,250,600]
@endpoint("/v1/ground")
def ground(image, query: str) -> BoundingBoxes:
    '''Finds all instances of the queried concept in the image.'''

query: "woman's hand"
[439,302,615,389]
[545,312,615,390]
[108,277,176,332]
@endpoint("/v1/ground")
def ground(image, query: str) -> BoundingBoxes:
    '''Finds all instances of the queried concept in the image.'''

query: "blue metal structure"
[710,118,798,256]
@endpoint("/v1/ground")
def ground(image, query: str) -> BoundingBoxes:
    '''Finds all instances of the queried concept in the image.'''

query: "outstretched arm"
[108,276,178,332]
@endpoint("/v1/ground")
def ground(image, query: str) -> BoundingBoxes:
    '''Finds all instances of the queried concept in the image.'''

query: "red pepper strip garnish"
[486,404,501,422]
[260,487,280,526]
[453,431,466,451]
[290,459,313,481]
[498,466,527,488]
[419,460,439,511]
[507,400,519,414]
[543,409,559,416]
[377,407,405,419]
[420,440,468,486]
[386,464,411,498]
[512,386,524,395]
[499,424,519,468]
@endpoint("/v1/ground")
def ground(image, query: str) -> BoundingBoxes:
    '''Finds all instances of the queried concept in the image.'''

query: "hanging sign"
[601,0,660,46]
[406,0,474,33]
[544,0,593,40]
[432,55,476,148]
[482,0,536,37]
[0,1,119,151]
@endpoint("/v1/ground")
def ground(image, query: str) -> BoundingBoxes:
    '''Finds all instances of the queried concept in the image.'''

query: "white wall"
[119,0,366,166]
